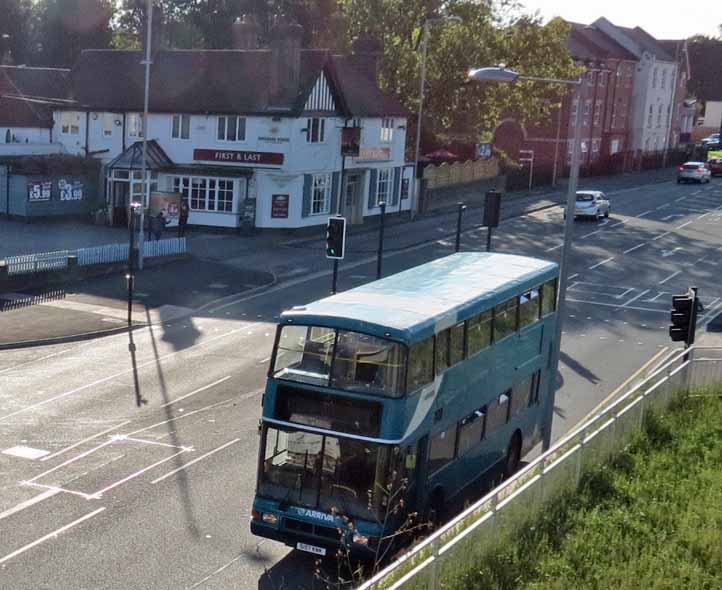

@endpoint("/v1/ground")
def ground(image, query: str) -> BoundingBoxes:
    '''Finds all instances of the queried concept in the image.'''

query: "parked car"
[565,191,611,220]
[677,161,712,183]
[708,156,722,176]
[701,133,720,146]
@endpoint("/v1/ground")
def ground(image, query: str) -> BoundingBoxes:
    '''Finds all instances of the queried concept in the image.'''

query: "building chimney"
[232,14,260,50]
[350,35,383,83]
[269,15,303,106]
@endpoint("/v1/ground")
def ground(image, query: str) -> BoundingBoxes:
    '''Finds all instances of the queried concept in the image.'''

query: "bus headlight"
[262,513,279,525]
[352,533,369,545]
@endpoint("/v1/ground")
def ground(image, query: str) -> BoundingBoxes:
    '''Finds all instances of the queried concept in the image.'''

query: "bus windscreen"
[273,325,407,397]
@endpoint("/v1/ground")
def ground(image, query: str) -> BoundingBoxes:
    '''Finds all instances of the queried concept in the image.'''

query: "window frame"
[380,118,394,143]
[457,407,486,457]
[492,298,519,342]
[216,115,246,142]
[172,114,191,140]
[306,117,326,144]
[127,112,144,138]
[466,309,493,357]
[376,167,392,207]
[518,288,541,329]
[540,279,557,316]
[407,336,434,393]
[310,172,332,216]
[60,112,80,136]
[170,174,236,213]
[427,423,458,477]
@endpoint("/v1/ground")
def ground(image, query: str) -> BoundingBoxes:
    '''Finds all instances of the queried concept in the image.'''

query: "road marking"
[22,481,97,501]
[121,436,191,451]
[589,256,615,270]
[545,243,563,252]
[0,326,253,424]
[661,247,683,258]
[581,229,602,239]
[568,273,579,281]
[698,212,711,220]
[608,219,628,228]
[258,356,271,364]
[661,213,685,221]
[26,439,115,485]
[659,270,681,285]
[566,297,666,314]
[614,287,635,300]
[0,507,106,565]
[93,449,190,497]
[621,289,651,307]
[676,220,693,230]
[636,210,653,218]
[0,489,60,522]
[651,231,671,241]
[623,243,645,254]
[151,438,241,484]
[40,421,132,462]
[657,203,670,209]
[647,291,667,303]
[160,376,231,408]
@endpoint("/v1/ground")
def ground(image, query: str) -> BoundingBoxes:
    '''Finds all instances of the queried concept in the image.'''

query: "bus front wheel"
[504,432,522,478]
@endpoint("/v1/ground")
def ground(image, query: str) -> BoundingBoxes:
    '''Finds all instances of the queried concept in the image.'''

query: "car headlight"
[352,533,369,545]
[262,512,279,525]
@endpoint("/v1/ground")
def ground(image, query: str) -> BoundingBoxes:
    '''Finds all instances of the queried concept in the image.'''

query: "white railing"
[360,346,722,590]
[3,238,188,276]
[6,250,70,275]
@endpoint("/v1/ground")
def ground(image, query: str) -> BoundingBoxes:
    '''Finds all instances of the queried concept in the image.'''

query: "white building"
[45,21,410,229]
[594,18,680,153]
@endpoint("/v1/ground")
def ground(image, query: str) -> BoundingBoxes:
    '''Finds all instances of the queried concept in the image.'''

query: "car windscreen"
[273,325,407,397]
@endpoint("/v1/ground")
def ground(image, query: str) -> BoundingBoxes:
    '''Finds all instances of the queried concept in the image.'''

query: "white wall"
[53,110,87,156]
[705,102,722,130]
[0,127,51,143]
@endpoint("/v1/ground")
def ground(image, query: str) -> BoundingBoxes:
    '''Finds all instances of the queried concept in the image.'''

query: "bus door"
[407,435,428,512]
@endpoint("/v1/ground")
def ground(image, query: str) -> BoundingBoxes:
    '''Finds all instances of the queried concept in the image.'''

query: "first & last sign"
[193,148,284,166]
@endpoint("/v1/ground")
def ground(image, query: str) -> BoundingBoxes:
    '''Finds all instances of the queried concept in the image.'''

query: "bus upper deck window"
[494,299,518,341]
[407,337,434,392]
[519,289,541,328]
[541,279,557,315]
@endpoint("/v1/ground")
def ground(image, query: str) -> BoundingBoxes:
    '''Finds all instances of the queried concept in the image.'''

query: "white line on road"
[545,243,563,252]
[608,219,628,228]
[0,507,106,565]
[676,220,693,230]
[637,210,653,218]
[652,231,671,241]
[160,376,231,408]
[623,243,646,254]
[26,439,115,485]
[566,297,666,314]
[589,257,615,270]
[93,449,190,497]
[122,436,191,451]
[151,438,241,484]
[661,213,685,221]
[40,421,132,462]
[698,212,711,220]
[0,489,60,522]
[258,356,271,364]
[622,289,651,307]
[659,270,682,285]
[657,203,670,209]
[581,229,602,239]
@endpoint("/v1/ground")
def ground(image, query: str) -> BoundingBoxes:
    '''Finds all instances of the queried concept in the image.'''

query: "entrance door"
[112,181,129,227]
[344,173,363,225]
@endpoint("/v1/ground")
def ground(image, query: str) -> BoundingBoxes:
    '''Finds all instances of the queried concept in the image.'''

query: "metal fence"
[6,250,70,275]
[3,238,188,276]
[359,346,722,590]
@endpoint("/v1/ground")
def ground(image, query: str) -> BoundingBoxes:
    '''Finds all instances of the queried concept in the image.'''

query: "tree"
[0,0,35,64]
[34,0,113,67]
[340,0,579,148]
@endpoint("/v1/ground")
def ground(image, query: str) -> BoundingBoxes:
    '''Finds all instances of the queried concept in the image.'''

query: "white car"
[677,162,711,184]
[565,191,611,220]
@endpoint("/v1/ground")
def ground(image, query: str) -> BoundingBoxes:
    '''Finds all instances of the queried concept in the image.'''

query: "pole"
[542,79,583,452]
[127,208,135,327]
[410,22,429,221]
[376,201,386,279]
[528,154,534,192]
[552,102,562,187]
[486,227,492,252]
[337,154,345,216]
[137,0,153,271]
[331,259,338,295]
[455,202,465,252]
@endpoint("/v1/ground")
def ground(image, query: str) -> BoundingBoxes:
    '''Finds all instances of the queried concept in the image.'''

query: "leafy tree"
[34,0,113,66]
[0,0,35,64]
[340,0,579,146]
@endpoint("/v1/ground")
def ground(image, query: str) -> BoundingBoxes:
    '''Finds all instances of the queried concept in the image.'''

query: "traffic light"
[326,216,346,259]
[669,288,700,346]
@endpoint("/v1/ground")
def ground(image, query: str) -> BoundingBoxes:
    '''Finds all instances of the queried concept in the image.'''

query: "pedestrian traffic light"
[326,216,346,259]
[669,288,700,346]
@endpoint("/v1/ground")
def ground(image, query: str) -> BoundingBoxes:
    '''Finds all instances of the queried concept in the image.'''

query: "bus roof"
[281,253,558,343]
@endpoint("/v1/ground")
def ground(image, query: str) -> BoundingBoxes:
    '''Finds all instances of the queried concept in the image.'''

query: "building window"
[647,106,653,127]
[103,114,114,137]
[652,67,658,89]
[217,115,245,142]
[311,173,331,215]
[570,99,578,125]
[666,104,671,126]
[661,69,667,89]
[381,118,394,143]
[657,105,663,127]
[127,113,144,138]
[593,100,602,126]
[375,168,392,207]
[60,112,80,135]
[351,118,362,129]
[171,175,236,213]
[586,70,594,86]
[592,139,600,153]
[172,114,191,140]
[306,117,325,143]
[599,71,606,87]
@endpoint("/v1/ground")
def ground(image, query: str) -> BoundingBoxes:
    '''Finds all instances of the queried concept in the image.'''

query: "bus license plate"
[297,542,326,556]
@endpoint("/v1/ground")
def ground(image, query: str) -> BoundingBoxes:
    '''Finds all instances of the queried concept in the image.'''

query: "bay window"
[171,175,236,213]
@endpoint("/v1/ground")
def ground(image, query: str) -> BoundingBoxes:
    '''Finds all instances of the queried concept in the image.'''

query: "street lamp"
[410,15,462,220]
[137,0,153,271]
[467,65,583,452]
[127,201,142,330]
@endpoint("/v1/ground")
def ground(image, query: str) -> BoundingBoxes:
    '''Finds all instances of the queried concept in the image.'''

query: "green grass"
[441,389,722,590]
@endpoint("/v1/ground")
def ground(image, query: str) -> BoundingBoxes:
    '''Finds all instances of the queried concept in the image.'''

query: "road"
[0,176,721,590]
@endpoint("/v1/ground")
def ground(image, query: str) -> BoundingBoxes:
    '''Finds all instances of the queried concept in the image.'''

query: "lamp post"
[410,15,461,220]
[467,66,583,451]
[127,201,142,329]
[137,0,153,271]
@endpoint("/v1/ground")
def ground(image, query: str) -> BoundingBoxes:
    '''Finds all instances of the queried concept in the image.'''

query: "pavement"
[1,170,722,590]
[0,166,680,349]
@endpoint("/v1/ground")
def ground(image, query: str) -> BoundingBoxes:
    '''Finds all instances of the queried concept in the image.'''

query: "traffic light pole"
[332,259,339,295]
[455,202,466,252]
[376,201,386,279]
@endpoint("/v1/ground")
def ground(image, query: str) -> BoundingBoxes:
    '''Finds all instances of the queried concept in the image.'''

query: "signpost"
[519,149,535,192]
[271,194,290,218]
[193,148,284,166]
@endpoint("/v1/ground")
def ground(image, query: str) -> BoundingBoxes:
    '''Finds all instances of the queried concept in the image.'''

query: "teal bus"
[251,252,559,558]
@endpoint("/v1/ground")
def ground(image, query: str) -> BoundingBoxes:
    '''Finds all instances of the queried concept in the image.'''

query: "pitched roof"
[686,39,722,101]
[106,140,173,170]
[618,26,674,61]
[0,96,53,128]
[569,24,637,61]
[63,48,408,118]
[0,65,70,128]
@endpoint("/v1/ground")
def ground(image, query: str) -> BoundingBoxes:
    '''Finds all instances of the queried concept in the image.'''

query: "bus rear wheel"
[504,433,522,479]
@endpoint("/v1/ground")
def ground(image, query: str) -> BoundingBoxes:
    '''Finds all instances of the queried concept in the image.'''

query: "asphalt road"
[1,175,721,590]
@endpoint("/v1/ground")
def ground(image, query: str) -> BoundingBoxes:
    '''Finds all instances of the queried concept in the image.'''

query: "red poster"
[193,149,284,166]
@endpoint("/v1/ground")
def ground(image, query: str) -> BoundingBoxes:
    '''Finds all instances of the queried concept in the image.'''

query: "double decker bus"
[251,252,559,558]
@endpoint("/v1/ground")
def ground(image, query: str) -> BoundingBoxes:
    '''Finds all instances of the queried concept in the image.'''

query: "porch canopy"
[106,139,173,172]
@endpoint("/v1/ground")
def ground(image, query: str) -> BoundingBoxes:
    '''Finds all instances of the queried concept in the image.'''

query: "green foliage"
[436,389,722,590]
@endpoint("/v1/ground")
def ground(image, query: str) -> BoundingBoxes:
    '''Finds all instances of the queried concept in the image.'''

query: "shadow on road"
[258,550,318,590]
[560,350,601,384]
